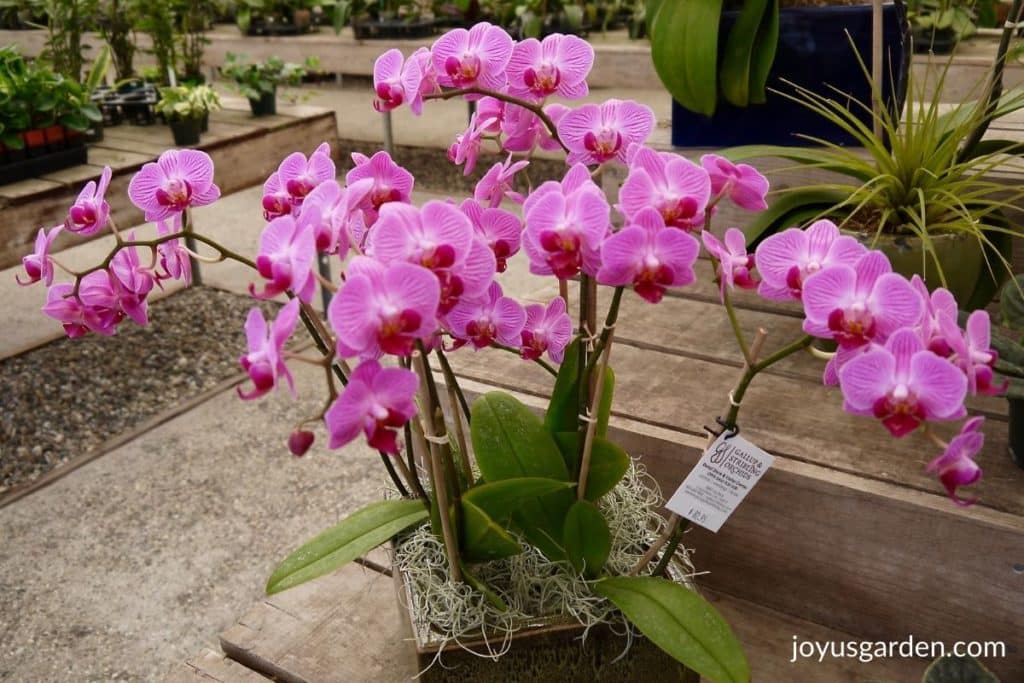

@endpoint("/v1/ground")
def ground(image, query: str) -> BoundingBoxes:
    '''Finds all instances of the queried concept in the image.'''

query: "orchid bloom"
[506,33,594,100]
[324,359,419,454]
[431,21,514,92]
[448,112,494,176]
[520,296,573,363]
[701,229,758,299]
[598,207,700,303]
[300,179,368,255]
[328,256,440,359]
[275,142,336,209]
[65,166,112,235]
[17,226,61,286]
[558,99,655,166]
[249,210,318,303]
[108,234,155,326]
[839,328,967,437]
[155,219,192,286]
[801,251,924,350]
[75,270,121,336]
[373,49,424,114]
[447,281,526,350]
[619,146,711,232]
[345,151,415,226]
[460,199,522,273]
[911,275,958,357]
[700,154,769,211]
[523,175,609,280]
[474,155,530,208]
[940,310,1007,396]
[369,201,495,314]
[261,172,292,221]
[501,102,569,154]
[128,149,220,222]
[476,96,505,134]
[237,299,300,400]
[754,220,866,301]
[926,417,985,506]
[42,283,94,338]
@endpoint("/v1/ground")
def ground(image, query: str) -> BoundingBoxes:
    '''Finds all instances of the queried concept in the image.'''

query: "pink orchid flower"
[249,210,318,303]
[76,270,121,336]
[108,234,155,326]
[409,47,440,100]
[501,102,569,154]
[701,229,759,299]
[558,99,655,166]
[345,151,415,226]
[300,179,368,255]
[939,310,1007,396]
[448,112,495,176]
[328,256,440,359]
[373,48,424,114]
[128,149,220,222]
[754,220,866,301]
[17,226,61,286]
[447,281,526,350]
[801,251,923,350]
[522,163,596,216]
[598,207,700,303]
[477,96,505,134]
[459,199,522,273]
[237,298,300,400]
[65,166,112,235]
[700,154,769,211]
[474,155,529,208]
[839,328,967,437]
[155,219,192,286]
[324,359,419,454]
[261,172,292,221]
[926,417,985,506]
[523,180,609,280]
[431,22,514,92]
[911,275,958,357]
[274,142,336,210]
[42,283,93,338]
[521,296,573,363]
[368,201,495,314]
[619,146,710,232]
[506,33,594,100]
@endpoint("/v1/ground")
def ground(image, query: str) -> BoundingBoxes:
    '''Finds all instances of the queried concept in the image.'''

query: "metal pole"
[872,0,883,139]
[382,110,395,157]
[183,209,202,286]
[317,252,332,311]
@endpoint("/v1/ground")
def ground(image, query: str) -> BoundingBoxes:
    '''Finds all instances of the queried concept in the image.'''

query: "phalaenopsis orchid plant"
[19,23,1000,682]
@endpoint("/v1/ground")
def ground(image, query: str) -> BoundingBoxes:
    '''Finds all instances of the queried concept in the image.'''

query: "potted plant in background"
[175,0,216,84]
[96,0,139,81]
[908,0,977,54]
[136,0,178,85]
[155,83,220,145]
[40,0,97,82]
[221,54,314,116]
[647,0,911,146]
[991,277,1024,469]
[236,0,315,35]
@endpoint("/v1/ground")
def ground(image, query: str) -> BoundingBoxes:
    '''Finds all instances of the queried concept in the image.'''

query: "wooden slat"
[164,648,269,682]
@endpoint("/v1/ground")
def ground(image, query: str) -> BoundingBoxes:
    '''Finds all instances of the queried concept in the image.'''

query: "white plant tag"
[666,432,774,533]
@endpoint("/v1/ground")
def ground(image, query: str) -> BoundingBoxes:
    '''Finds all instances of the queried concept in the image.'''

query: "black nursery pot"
[169,117,202,146]
[1008,398,1024,469]
[912,26,958,54]
[248,90,277,116]
[671,4,910,147]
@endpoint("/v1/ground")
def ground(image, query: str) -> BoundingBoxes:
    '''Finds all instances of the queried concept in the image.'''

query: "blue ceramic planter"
[670,4,909,147]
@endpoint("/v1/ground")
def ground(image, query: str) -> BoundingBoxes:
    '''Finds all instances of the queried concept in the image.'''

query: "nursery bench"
[0,100,338,270]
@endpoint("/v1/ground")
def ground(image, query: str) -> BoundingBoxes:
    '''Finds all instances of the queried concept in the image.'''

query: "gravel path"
[0,287,278,495]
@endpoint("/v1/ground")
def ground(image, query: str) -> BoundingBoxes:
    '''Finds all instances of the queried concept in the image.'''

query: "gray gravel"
[0,287,278,495]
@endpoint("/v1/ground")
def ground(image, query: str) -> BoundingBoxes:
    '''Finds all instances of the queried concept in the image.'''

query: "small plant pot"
[169,117,202,146]
[293,8,311,29]
[22,128,47,158]
[200,111,209,133]
[913,26,958,55]
[249,90,277,117]
[44,124,66,152]
[1008,398,1024,469]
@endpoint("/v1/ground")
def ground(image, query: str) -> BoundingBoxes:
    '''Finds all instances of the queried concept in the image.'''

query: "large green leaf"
[545,339,614,444]
[922,655,999,683]
[463,477,575,521]
[720,0,775,107]
[741,188,846,246]
[553,433,629,501]
[460,499,522,563]
[745,0,779,106]
[650,0,723,116]
[266,499,428,594]
[470,392,573,560]
[1001,275,1024,331]
[563,500,611,578]
[594,577,750,683]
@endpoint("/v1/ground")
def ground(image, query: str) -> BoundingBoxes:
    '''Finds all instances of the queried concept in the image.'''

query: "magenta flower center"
[827,303,877,348]
[371,185,401,210]
[375,82,404,111]
[419,244,457,271]
[524,64,561,95]
[156,178,193,211]
[583,129,623,162]
[445,54,482,86]
[366,407,406,454]
[634,260,674,304]
[69,203,98,229]
[520,329,547,360]
[262,193,289,219]
[378,309,422,356]
[466,318,497,348]
[872,384,924,437]
[659,197,701,231]
[539,229,583,279]
[436,271,465,314]
[285,175,316,199]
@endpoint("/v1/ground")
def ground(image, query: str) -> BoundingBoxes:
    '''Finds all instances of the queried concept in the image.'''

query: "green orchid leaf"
[563,500,611,578]
[742,188,846,247]
[922,654,999,683]
[545,339,614,446]
[745,0,780,105]
[720,0,772,107]
[594,576,751,683]
[463,477,575,521]
[470,392,573,560]
[650,0,723,116]
[1000,275,1024,331]
[460,499,522,563]
[553,433,629,501]
[460,561,508,611]
[266,499,428,595]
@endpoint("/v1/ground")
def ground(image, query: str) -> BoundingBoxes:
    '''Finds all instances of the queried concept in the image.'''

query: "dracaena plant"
[17,22,998,683]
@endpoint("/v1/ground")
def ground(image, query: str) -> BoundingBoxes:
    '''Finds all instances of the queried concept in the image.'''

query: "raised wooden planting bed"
[0,99,338,270]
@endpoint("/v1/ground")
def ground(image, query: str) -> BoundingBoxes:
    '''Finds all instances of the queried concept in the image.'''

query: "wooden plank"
[0,176,62,202]
[217,550,945,682]
[39,162,107,185]
[165,648,269,682]
[86,145,156,170]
